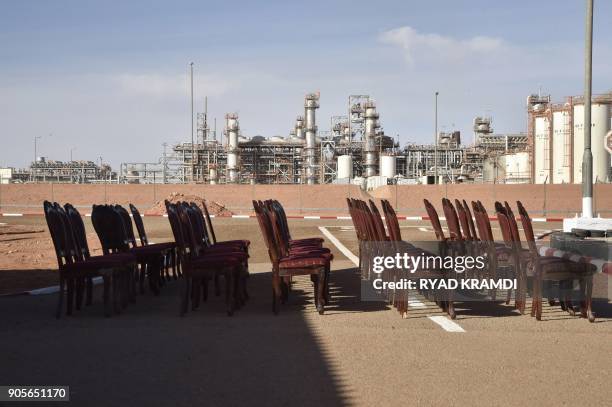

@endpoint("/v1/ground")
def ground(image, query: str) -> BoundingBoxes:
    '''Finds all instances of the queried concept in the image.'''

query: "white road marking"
[428,316,466,332]
[318,226,465,332]
[2,213,23,217]
[318,226,360,266]
[304,216,321,219]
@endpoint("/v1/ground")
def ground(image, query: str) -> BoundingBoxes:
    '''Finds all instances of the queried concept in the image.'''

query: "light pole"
[190,62,195,183]
[33,135,42,182]
[434,91,439,183]
[70,147,77,162]
[582,0,594,218]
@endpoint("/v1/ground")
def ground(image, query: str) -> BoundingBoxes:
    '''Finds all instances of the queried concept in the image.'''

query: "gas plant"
[117,91,612,187]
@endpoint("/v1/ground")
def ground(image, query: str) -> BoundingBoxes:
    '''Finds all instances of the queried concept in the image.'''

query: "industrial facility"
[4,91,610,187]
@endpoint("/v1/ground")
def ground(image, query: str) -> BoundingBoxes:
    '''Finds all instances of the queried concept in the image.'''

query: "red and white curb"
[0,213,565,222]
[539,246,611,275]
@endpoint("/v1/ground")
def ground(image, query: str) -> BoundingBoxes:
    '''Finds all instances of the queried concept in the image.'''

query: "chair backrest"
[91,204,128,254]
[477,201,495,242]
[381,199,402,241]
[516,201,538,255]
[201,201,218,245]
[44,201,78,268]
[369,200,388,241]
[64,203,91,259]
[424,199,446,241]
[113,205,139,248]
[187,202,213,248]
[165,201,190,262]
[252,200,281,263]
[495,201,514,246]
[129,204,149,246]
[503,201,523,249]
[462,199,478,241]
[455,199,472,240]
[442,198,463,241]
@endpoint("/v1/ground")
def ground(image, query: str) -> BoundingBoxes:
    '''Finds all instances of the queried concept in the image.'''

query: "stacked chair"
[347,198,455,319]
[165,201,249,316]
[129,204,179,282]
[44,201,136,318]
[423,198,597,322]
[253,200,332,315]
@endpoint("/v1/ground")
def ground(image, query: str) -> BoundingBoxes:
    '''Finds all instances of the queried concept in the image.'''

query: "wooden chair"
[253,200,330,315]
[44,201,135,318]
[129,204,179,280]
[516,201,596,322]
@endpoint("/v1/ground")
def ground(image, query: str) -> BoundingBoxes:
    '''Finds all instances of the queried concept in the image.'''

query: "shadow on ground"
[0,268,369,407]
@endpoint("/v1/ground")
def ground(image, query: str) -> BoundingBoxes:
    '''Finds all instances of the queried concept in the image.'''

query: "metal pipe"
[190,62,195,182]
[304,93,319,184]
[582,0,594,217]
[434,92,439,182]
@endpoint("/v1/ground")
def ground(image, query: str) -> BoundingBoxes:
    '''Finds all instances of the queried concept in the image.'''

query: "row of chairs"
[253,200,332,315]
[44,201,177,317]
[346,198,456,319]
[165,201,250,316]
[45,199,246,318]
[425,198,596,322]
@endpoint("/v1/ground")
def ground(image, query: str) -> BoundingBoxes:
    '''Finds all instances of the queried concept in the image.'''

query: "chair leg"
[272,271,281,315]
[583,275,595,322]
[214,274,221,296]
[139,263,146,294]
[316,270,325,315]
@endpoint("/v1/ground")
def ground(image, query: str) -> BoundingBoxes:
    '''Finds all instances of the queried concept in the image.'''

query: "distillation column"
[304,93,320,184]
[295,116,305,139]
[225,113,240,183]
[363,100,380,178]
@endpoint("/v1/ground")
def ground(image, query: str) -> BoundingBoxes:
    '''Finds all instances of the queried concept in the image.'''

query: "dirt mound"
[145,192,234,217]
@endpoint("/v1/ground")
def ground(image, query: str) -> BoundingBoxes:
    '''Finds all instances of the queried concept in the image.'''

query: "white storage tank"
[337,155,353,179]
[504,152,530,183]
[534,115,551,184]
[573,102,611,183]
[552,110,572,183]
[209,168,218,185]
[380,155,397,178]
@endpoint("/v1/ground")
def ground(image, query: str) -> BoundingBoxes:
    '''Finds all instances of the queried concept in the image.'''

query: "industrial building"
[4,158,115,183]
[119,92,535,187]
[527,92,612,184]
[11,91,608,187]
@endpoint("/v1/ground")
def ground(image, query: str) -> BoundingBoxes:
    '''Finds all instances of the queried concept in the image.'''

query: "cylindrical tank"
[573,102,611,183]
[363,101,380,177]
[534,115,551,184]
[209,168,218,185]
[380,155,396,178]
[295,116,305,139]
[303,93,320,184]
[504,152,530,183]
[552,110,571,183]
[337,155,353,179]
[225,113,240,183]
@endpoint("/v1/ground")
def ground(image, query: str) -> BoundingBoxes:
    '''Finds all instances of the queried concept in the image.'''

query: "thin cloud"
[379,26,505,65]
[114,73,239,98]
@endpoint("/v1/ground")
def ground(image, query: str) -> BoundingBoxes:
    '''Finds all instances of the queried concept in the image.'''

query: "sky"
[1,0,611,168]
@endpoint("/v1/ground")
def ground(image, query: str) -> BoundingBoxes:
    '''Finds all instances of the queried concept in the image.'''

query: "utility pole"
[190,62,195,183]
[434,91,439,183]
[33,135,42,182]
[582,0,594,218]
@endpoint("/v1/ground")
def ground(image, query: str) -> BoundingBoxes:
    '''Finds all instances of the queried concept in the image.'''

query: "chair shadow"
[0,268,354,406]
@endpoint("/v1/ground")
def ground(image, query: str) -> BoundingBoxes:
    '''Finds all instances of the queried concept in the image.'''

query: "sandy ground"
[1,217,611,406]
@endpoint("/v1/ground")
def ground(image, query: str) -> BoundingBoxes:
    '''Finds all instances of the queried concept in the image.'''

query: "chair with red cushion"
[44,201,136,318]
[516,201,596,322]
[166,201,243,316]
[129,204,179,280]
[253,200,330,315]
